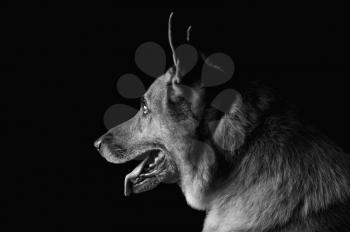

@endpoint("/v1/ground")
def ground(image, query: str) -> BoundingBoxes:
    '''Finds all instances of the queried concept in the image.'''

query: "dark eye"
[141,97,150,115]
[142,105,149,115]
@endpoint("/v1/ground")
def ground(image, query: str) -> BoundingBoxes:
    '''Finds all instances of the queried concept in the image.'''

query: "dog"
[94,17,350,232]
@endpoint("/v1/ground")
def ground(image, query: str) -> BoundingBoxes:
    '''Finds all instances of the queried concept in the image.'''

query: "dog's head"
[94,66,204,196]
[94,57,247,201]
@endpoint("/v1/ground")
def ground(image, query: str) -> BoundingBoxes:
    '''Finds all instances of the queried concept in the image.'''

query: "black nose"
[94,139,102,150]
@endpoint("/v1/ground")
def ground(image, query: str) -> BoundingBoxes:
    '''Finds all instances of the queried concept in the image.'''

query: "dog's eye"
[141,97,150,115]
[142,105,149,115]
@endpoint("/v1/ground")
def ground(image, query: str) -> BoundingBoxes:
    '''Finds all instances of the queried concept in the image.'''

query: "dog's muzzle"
[94,132,114,152]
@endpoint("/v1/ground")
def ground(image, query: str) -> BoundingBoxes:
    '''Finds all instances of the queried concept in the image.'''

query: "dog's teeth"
[143,170,157,176]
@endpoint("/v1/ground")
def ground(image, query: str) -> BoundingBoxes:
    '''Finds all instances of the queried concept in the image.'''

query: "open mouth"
[124,149,166,196]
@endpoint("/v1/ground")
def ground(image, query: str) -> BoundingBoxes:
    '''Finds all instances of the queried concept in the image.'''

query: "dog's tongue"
[124,156,149,196]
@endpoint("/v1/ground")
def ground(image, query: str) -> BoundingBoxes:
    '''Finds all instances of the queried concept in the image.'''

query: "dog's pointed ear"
[168,68,204,117]
[210,89,247,153]
[168,44,199,89]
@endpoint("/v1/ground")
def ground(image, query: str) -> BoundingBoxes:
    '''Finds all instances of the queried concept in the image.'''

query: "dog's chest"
[203,206,249,232]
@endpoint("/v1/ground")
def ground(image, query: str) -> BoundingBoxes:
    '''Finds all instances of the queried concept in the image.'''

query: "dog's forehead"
[144,71,172,102]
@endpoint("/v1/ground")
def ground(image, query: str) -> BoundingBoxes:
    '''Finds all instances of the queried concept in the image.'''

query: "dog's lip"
[100,143,160,164]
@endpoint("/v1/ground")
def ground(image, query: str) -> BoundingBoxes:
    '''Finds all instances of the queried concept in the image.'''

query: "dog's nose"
[94,139,102,150]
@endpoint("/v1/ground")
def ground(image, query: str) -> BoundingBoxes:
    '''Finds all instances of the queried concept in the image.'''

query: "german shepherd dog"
[94,16,350,232]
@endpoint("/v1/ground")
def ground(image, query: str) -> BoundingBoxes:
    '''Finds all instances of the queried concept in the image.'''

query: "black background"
[4,5,350,232]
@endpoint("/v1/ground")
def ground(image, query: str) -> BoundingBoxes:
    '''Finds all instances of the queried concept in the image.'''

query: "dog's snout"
[94,138,102,150]
[101,133,114,143]
[94,133,114,151]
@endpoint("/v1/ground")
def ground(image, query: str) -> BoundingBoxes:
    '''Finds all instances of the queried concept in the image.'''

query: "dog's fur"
[96,54,350,231]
